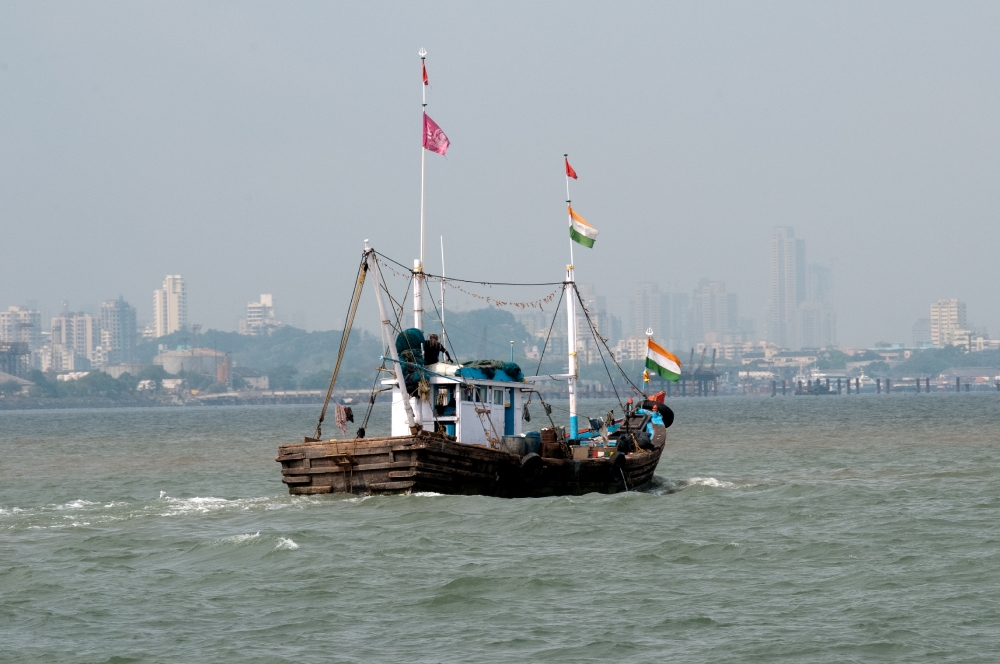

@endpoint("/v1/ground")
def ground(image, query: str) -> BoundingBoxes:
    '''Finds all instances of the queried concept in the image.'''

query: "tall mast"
[564,154,578,440]
[415,47,428,331]
[366,241,418,432]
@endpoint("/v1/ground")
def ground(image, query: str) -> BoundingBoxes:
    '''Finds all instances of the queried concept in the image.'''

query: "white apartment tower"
[154,275,187,338]
[930,298,967,347]
[0,306,42,348]
[240,294,281,335]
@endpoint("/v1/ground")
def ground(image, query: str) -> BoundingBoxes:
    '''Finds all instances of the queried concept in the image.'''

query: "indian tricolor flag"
[568,205,598,248]
[646,337,682,382]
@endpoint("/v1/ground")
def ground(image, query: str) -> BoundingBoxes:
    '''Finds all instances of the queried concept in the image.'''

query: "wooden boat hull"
[276,426,667,498]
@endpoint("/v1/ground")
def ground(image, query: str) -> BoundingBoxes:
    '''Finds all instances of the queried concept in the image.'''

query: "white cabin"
[386,361,526,446]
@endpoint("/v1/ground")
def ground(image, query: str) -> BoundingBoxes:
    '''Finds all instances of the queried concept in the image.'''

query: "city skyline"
[3,223,991,357]
[3,4,1000,347]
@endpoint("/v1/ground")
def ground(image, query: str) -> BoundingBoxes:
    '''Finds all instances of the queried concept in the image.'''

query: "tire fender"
[609,451,627,480]
[520,453,543,483]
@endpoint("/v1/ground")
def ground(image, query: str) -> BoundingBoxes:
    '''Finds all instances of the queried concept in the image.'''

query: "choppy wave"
[274,537,299,550]
[684,476,737,489]
[0,492,319,531]
[215,531,261,546]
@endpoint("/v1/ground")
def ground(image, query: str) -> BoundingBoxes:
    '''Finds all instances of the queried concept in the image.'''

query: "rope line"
[314,251,368,440]
[572,285,629,411]
[374,250,563,286]
[533,286,567,377]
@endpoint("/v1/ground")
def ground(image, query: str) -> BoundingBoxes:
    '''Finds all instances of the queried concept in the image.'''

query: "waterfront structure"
[930,298,967,347]
[153,348,226,375]
[154,275,187,338]
[0,306,42,349]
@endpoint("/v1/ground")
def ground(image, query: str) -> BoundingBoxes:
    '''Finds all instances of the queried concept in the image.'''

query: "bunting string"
[375,257,560,311]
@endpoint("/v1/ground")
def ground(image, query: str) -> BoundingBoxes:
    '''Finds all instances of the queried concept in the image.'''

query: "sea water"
[2,395,999,663]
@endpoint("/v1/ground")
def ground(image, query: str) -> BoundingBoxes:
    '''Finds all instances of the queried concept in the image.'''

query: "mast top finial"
[419,48,427,59]
[646,327,654,337]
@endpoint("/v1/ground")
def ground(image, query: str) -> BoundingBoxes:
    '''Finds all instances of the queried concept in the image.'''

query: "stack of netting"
[395,328,427,396]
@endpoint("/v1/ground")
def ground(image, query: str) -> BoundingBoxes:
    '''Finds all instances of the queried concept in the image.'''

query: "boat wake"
[639,475,738,495]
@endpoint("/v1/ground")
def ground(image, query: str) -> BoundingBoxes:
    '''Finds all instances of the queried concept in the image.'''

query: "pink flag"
[423,113,450,155]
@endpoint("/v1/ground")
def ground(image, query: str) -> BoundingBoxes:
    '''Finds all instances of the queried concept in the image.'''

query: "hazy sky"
[2,2,999,347]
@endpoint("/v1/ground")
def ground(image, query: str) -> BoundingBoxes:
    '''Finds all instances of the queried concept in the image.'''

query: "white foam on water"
[57,499,97,510]
[103,501,129,508]
[159,496,231,516]
[274,537,299,550]
[217,531,260,545]
[159,490,167,498]
[686,477,737,489]
[411,492,444,497]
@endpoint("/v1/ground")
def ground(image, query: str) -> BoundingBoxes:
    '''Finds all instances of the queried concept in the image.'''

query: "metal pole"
[415,48,428,331]
[565,154,575,271]
[367,243,418,432]
[565,268,578,440]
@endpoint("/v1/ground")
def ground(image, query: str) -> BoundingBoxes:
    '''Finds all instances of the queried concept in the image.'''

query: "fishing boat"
[275,50,676,497]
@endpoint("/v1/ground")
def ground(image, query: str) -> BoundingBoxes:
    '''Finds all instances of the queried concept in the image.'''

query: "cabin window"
[461,385,475,402]
[436,386,452,407]
[493,389,504,405]
[478,386,488,404]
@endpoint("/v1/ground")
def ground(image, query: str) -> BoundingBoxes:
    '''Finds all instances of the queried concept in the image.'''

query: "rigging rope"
[422,277,461,362]
[572,285,629,411]
[573,284,645,397]
[314,251,369,440]
[533,286,566,377]
[358,257,415,439]
[374,250,563,286]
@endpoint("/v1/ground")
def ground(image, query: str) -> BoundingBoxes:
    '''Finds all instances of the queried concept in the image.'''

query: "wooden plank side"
[281,476,311,484]
[366,480,416,491]
[289,485,333,495]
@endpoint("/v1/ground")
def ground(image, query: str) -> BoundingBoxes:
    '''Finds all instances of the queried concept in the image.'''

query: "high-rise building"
[154,275,187,338]
[767,227,806,349]
[691,279,730,345]
[49,312,100,370]
[629,282,662,338]
[239,294,281,335]
[575,284,618,364]
[0,306,42,349]
[930,298,967,347]
[664,292,691,352]
[912,318,932,347]
[799,264,836,348]
[99,297,138,364]
[767,228,836,349]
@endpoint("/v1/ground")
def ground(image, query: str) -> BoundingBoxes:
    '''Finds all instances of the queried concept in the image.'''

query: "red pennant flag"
[565,157,578,179]
[422,61,428,86]
[423,113,450,155]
